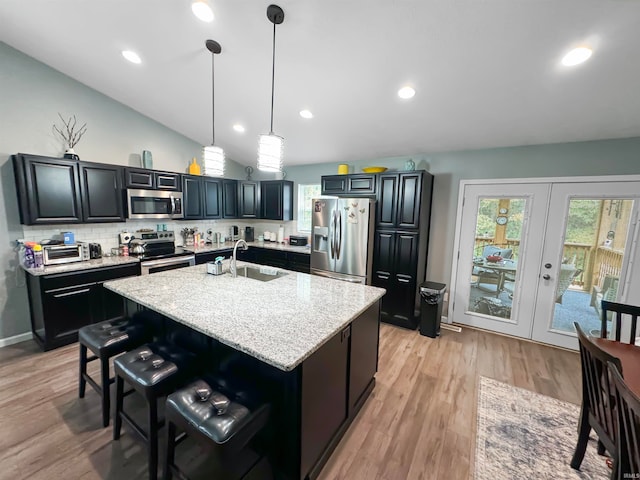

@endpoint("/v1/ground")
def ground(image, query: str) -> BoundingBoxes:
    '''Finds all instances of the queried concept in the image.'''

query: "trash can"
[419,281,446,338]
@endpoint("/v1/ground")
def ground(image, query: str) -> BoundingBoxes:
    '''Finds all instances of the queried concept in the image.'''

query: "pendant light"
[257,4,285,172]
[203,39,225,177]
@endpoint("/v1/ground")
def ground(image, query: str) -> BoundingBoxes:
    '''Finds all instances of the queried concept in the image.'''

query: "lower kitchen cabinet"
[194,247,310,272]
[194,249,233,265]
[372,230,420,329]
[26,263,139,350]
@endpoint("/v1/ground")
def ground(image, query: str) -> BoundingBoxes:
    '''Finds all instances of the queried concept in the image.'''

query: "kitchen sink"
[235,266,288,282]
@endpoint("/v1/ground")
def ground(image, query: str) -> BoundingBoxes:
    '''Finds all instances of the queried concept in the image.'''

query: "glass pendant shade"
[257,133,284,172]
[203,144,225,177]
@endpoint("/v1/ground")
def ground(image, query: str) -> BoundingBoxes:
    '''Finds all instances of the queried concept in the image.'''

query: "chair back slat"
[601,300,640,344]
[608,361,640,476]
[575,323,622,450]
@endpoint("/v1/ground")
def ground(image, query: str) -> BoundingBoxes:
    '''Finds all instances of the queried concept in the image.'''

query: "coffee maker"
[229,225,239,241]
[245,226,254,242]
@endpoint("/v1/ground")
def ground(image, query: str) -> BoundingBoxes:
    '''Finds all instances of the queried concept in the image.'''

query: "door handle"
[336,210,342,259]
[170,196,176,215]
[330,211,336,258]
[542,274,551,280]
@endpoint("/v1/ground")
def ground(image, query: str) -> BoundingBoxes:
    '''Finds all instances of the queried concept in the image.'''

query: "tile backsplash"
[22,219,305,251]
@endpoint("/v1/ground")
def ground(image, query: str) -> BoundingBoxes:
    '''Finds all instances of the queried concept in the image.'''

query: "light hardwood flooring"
[0,324,580,480]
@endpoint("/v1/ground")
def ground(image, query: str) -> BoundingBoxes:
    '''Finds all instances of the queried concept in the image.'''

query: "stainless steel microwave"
[126,189,184,219]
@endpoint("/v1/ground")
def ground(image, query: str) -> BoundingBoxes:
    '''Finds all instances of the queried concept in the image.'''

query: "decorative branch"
[52,113,87,149]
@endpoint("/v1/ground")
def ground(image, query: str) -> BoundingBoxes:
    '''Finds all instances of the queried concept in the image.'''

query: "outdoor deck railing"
[473,238,622,293]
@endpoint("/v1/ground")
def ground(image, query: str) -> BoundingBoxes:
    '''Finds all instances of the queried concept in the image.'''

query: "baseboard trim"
[0,332,33,348]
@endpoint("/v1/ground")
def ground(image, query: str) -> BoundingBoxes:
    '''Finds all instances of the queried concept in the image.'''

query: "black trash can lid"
[419,281,446,294]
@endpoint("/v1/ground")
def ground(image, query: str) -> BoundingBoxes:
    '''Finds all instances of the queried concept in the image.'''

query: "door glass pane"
[551,198,634,335]
[468,198,525,321]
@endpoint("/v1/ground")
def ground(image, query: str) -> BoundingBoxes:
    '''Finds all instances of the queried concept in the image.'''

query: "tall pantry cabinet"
[373,171,433,329]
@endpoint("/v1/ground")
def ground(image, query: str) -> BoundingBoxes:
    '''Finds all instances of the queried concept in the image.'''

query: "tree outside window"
[297,184,321,232]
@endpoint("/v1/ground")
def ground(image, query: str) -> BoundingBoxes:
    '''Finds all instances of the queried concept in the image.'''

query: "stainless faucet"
[231,239,248,277]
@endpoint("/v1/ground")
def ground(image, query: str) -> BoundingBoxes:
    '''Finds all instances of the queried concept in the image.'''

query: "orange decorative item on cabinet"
[189,157,201,175]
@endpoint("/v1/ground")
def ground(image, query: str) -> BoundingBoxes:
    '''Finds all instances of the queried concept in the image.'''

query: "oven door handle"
[140,255,196,274]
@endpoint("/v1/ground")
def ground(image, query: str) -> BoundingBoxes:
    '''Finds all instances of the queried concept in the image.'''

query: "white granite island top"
[104,263,385,372]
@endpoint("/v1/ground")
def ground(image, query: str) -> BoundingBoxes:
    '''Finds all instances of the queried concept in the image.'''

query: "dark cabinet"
[222,180,238,218]
[260,180,293,220]
[195,249,233,265]
[13,153,82,225]
[125,168,181,191]
[321,174,376,196]
[300,326,349,477]
[183,176,233,220]
[26,263,139,350]
[377,172,426,229]
[348,302,380,413]
[182,175,204,219]
[238,181,260,218]
[79,162,125,222]
[372,230,421,328]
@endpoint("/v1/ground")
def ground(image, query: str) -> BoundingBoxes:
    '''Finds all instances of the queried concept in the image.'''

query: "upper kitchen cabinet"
[182,176,232,220]
[222,180,238,218]
[125,167,181,191]
[377,171,433,229]
[13,153,82,225]
[260,180,293,220]
[79,162,125,222]
[238,181,260,218]
[182,175,204,219]
[321,174,376,196]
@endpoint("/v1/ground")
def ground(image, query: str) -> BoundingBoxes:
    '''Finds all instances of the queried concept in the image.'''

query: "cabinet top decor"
[52,113,87,150]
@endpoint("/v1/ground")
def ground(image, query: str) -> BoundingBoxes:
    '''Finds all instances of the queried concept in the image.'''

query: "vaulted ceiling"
[2,0,640,167]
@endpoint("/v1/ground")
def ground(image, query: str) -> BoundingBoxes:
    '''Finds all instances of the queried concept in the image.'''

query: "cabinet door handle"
[378,274,390,280]
[397,278,410,284]
[53,287,91,298]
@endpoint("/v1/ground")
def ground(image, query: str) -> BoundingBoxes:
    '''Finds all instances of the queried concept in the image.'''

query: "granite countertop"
[104,263,384,371]
[22,255,140,276]
[185,241,310,255]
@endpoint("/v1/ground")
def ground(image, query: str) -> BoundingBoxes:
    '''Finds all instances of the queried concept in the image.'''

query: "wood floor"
[0,324,580,480]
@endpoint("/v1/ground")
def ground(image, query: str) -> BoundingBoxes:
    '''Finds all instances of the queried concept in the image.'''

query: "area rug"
[475,376,610,480]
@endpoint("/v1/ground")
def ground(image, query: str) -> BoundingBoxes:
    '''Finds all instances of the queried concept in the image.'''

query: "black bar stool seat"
[78,317,147,427]
[164,378,271,480]
[113,343,196,480]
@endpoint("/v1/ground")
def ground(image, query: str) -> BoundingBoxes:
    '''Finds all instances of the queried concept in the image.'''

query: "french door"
[450,178,640,350]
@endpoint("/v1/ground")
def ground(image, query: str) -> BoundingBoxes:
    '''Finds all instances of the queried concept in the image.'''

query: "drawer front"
[155,172,181,191]
[125,168,154,189]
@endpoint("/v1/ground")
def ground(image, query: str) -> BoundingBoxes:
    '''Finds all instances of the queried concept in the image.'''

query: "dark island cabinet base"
[26,264,139,351]
[127,299,380,480]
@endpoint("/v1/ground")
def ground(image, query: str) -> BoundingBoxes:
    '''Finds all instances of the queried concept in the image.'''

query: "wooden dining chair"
[601,300,640,344]
[608,360,640,479]
[572,322,622,477]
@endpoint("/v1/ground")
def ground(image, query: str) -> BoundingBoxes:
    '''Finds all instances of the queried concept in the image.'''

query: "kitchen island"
[104,262,385,480]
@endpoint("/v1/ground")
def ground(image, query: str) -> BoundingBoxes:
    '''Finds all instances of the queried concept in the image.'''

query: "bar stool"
[78,316,147,427]
[113,342,197,480]
[163,377,271,480]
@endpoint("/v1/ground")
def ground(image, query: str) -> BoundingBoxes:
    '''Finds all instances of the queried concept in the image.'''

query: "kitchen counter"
[184,240,310,255]
[21,255,140,276]
[104,262,383,371]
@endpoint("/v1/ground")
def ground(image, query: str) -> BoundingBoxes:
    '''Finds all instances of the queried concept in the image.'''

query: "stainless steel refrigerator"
[310,197,375,284]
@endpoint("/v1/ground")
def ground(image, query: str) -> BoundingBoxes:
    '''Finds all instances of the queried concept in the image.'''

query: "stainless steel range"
[129,231,195,275]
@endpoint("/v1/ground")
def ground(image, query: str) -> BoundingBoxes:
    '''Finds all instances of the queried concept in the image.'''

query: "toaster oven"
[42,244,84,265]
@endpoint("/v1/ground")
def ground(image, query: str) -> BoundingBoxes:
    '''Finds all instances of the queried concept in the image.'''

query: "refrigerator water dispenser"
[313,226,329,253]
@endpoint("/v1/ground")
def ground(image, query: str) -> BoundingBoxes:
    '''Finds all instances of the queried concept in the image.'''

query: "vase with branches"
[52,113,87,160]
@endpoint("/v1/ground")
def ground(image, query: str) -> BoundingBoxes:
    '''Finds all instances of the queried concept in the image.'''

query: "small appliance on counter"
[289,235,308,246]
[245,226,254,242]
[42,243,84,265]
[229,225,239,241]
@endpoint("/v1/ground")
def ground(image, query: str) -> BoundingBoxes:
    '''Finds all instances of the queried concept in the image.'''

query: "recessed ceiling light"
[299,109,314,119]
[562,47,592,66]
[233,124,245,133]
[398,86,416,99]
[122,50,141,64]
[192,1,214,22]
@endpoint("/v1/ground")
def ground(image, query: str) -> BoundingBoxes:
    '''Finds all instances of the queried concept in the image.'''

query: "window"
[297,184,321,232]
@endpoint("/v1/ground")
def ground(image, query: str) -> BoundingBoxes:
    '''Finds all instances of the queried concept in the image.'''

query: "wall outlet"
[443,291,449,302]
[15,238,25,247]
